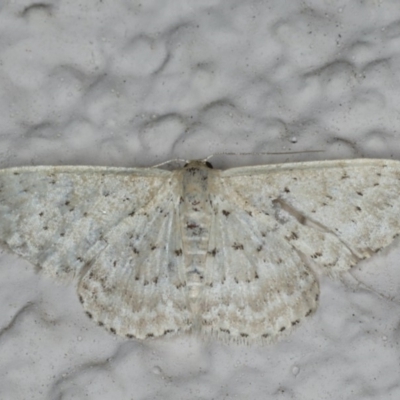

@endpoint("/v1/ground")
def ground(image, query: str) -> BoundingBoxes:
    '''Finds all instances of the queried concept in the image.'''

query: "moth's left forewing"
[220,159,400,275]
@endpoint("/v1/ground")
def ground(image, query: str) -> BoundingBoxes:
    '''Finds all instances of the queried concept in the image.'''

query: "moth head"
[183,160,213,169]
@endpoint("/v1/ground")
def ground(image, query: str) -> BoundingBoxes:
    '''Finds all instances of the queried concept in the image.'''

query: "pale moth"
[0,158,399,344]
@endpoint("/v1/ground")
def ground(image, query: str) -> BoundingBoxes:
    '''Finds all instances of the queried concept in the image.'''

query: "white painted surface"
[1,1,400,399]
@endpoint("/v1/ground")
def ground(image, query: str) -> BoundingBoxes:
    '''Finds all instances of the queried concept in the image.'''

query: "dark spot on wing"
[232,242,244,250]
[284,187,290,193]
[132,247,139,254]
[126,333,135,339]
[163,329,174,335]
[208,248,217,256]
[240,333,249,338]
[150,244,157,250]
[311,252,322,259]
[110,327,116,334]
[291,319,300,326]
[289,232,298,240]
[78,295,83,304]
[86,311,93,319]
[356,191,363,196]
[39,211,44,216]
[341,173,349,180]
[355,206,361,212]
[196,272,204,281]
[98,321,104,327]
[175,249,182,256]
[191,200,200,211]
[220,328,230,334]
[256,245,262,252]
[146,333,154,338]
[222,210,230,217]
[185,222,204,236]
[305,309,313,317]
[279,326,286,332]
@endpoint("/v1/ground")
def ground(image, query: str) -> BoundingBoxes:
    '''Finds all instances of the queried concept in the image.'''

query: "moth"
[0,158,399,343]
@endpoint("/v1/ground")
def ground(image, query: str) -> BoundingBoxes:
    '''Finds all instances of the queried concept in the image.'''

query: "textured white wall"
[1,1,400,399]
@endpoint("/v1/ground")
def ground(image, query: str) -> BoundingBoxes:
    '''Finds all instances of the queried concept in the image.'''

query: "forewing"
[0,166,170,281]
[77,182,191,339]
[199,183,319,344]
[221,159,400,276]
